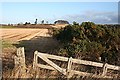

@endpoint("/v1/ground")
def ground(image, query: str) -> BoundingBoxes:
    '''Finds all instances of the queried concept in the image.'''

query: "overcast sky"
[1,2,118,24]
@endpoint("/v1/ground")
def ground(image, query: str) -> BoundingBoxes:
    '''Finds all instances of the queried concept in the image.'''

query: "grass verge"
[0,26,17,28]
[2,40,17,49]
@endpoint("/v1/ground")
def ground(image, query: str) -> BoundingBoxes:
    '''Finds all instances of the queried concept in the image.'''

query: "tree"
[28,22,31,24]
[54,20,69,24]
[41,20,44,24]
[25,22,28,25]
[24,22,30,25]
[35,19,38,24]
[46,21,48,24]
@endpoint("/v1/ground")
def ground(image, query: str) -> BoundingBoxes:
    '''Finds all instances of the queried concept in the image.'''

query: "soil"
[2,28,50,42]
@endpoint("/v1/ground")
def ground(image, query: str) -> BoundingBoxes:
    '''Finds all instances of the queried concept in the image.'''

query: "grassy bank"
[2,40,17,49]
[0,26,17,28]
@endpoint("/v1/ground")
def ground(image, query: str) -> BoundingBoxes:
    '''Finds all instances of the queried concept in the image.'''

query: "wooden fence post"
[67,57,73,79]
[102,63,108,76]
[14,47,26,68]
[20,47,26,68]
[13,47,26,78]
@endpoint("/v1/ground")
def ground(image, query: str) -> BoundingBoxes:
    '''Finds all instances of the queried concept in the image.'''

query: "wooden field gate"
[33,51,120,79]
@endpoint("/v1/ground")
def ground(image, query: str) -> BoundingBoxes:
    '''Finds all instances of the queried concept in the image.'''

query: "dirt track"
[2,28,49,42]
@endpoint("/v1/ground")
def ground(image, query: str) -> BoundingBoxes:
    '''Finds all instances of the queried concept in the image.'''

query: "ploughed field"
[1,28,49,42]
[2,28,59,78]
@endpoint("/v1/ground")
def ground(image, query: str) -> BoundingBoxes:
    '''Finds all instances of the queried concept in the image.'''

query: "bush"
[53,22,120,65]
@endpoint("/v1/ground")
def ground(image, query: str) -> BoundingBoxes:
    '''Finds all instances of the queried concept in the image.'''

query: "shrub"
[53,22,120,65]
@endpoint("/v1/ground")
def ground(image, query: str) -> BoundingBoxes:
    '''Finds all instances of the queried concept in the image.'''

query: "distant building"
[54,20,69,24]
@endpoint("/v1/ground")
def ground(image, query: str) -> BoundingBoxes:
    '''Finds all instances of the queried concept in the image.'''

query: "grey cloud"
[61,11,118,24]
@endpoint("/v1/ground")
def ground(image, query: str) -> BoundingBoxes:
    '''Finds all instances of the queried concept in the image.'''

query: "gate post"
[13,47,26,78]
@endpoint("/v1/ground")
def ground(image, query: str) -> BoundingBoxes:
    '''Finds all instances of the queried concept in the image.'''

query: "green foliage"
[53,22,120,65]
[2,40,15,48]
[1,26,16,28]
